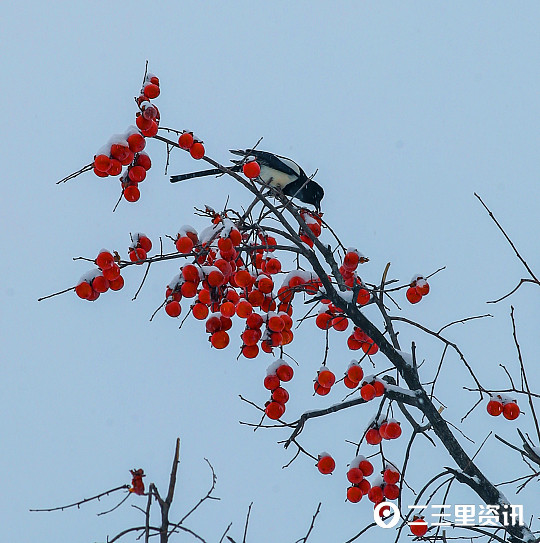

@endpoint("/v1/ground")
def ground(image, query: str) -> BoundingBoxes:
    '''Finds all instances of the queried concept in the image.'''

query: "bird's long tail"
[170,165,242,183]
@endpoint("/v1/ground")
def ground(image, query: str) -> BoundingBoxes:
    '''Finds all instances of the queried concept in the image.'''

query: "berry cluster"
[347,327,379,354]
[92,73,160,203]
[178,131,205,160]
[263,360,294,419]
[314,367,336,396]
[365,418,402,445]
[160,214,328,358]
[406,274,430,304]
[487,395,520,420]
[75,249,124,301]
[343,360,364,389]
[299,210,323,247]
[359,377,386,401]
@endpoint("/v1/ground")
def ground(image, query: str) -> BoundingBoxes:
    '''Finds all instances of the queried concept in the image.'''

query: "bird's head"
[301,180,324,212]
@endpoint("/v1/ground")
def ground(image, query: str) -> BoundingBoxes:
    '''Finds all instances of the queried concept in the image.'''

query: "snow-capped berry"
[347,364,364,383]
[75,281,93,300]
[127,133,146,153]
[143,83,160,99]
[178,132,194,150]
[276,364,293,382]
[190,142,205,160]
[385,421,402,439]
[96,251,114,270]
[316,454,335,475]
[358,459,374,476]
[317,369,335,388]
[360,384,376,401]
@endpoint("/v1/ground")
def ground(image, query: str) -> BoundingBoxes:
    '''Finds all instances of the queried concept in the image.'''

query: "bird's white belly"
[259,165,296,188]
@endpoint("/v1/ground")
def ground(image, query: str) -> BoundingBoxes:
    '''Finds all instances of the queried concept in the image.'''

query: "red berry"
[165,301,181,317]
[127,133,146,153]
[343,251,360,270]
[347,364,364,383]
[178,132,194,150]
[383,484,400,500]
[143,83,160,99]
[264,374,280,391]
[107,159,122,176]
[272,387,289,404]
[236,300,253,318]
[129,247,147,263]
[332,316,349,332]
[135,153,152,171]
[347,486,363,503]
[176,236,194,254]
[109,275,124,291]
[190,142,205,159]
[409,517,428,537]
[406,286,422,304]
[137,236,152,253]
[314,382,331,396]
[265,401,285,420]
[316,313,332,330]
[358,478,371,494]
[265,258,282,275]
[124,185,140,202]
[316,455,335,475]
[211,330,229,349]
[128,166,146,183]
[75,281,93,299]
[487,400,503,416]
[92,275,109,293]
[343,376,358,389]
[365,428,382,445]
[360,384,376,401]
[246,313,263,329]
[367,486,384,504]
[181,281,198,298]
[317,369,335,388]
[358,460,373,476]
[276,364,293,382]
[94,154,111,172]
[136,114,153,131]
[383,468,400,485]
[347,468,364,484]
[503,402,520,420]
[141,121,158,138]
[192,303,209,320]
[242,161,261,179]
[385,421,402,439]
[373,380,385,397]
[356,288,370,305]
[96,251,114,270]
[103,264,121,281]
[241,344,259,359]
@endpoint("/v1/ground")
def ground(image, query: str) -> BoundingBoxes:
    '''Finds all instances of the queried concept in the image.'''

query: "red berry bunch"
[136,73,161,137]
[316,452,336,475]
[75,250,124,301]
[347,327,379,354]
[314,367,336,396]
[487,395,520,420]
[264,360,294,420]
[129,233,152,264]
[299,209,323,247]
[345,455,373,503]
[360,377,385,401]
[365,417,402,445]
[339,248,369,294]
[92,72,159,204]
[406,274,430,304]
[177,131,205,160]
[343,360,364,389]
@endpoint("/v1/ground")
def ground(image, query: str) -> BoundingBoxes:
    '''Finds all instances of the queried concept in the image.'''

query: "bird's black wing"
[230,149,301,179]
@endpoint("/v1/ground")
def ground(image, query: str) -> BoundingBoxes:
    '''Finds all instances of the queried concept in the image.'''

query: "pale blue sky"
[1,2,539,542]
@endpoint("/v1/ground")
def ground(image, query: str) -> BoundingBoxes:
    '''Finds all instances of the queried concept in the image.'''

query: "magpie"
[170,149,324,211]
